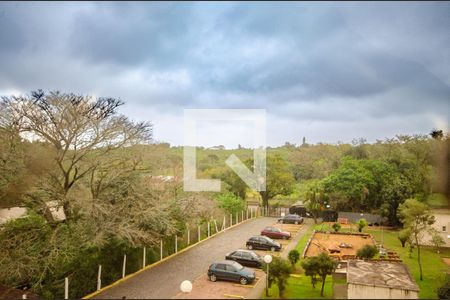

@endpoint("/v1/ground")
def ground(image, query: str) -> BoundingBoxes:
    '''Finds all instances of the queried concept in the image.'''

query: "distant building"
[422,209,450,247]
[346,260,419,299]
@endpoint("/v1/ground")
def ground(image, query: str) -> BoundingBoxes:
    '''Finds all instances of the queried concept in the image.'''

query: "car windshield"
[250,252,259,258]
[273,228,281,232]
[232,262,244,270]
[264,236,274,243]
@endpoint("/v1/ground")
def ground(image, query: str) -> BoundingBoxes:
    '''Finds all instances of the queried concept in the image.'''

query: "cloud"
[0,1,448,147]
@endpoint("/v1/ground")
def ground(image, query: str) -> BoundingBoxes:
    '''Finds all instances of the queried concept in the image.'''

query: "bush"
[288,249,300,266]
[398,228,411,247]
[214,192,246,215]
[332,223,341,232]
[356,244,378,259]
[357,218,368,232]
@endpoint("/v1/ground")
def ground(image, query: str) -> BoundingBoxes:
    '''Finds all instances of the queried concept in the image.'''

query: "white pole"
[160,240,163,260]
[143,247,146,269]
[247,208,249,219]
[187,227,190,245]
[64,277,69,300]
[97,265,102,291]
[222,215,226,230]
[236,212,238,224]
[207,222,210,237]
[22,294,26,299]
[122,254,126,278]
[198,225,201,242]
[214,219,218,233]
[175,235,178,253]
[230,214,233,227]
[242,211,244,222]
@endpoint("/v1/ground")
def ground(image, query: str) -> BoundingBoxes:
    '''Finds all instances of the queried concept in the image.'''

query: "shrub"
[398,228,411,247]
[356,244,378,259]
[288,249,300,266]
[332,223,341,232]
[357,218,368,232]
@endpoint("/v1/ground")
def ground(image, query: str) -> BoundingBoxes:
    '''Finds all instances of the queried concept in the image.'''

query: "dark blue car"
[207,260,256,285]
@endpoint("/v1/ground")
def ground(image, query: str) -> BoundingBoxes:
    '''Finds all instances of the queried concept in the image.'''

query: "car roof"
[233,249,255,253]
[214,260,236,265]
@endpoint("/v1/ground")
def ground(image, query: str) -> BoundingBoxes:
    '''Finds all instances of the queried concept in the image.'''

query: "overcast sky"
[0,1,449,148]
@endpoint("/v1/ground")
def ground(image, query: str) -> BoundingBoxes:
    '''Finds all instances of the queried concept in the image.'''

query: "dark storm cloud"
[0,1,448,146]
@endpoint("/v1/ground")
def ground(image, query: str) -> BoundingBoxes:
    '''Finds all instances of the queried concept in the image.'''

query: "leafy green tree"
[288,250,300,267]
[356,245,378,259]
[219,168,248,199]
[263,257,292,298]
[214,192,246,215]
[0,127,27,207]
[1,90,152,220]
[301,256,320,288]
[398,228,411,247]
[357,218,368,232]
[398,198,435,280]
[255,154,295,209]
[332,223,341,232]
[305,188,326,224]
[302,253,337,296]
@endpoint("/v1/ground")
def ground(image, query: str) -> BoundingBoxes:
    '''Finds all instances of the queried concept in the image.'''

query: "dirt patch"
[305,232,376,259]
[442,257,450,267]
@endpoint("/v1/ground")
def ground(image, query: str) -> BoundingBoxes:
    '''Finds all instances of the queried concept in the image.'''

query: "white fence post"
[230,214,232,227]
[241,211,244,222]
[122,254,127,278]
[247,208,249,219]
[64,277,69,300]
[236,212,238,224]
[143,247,146,269]
[214,219,218,233]
[198,225,201,242]
[222,215,226,230]
[175,235,178,253]
[187,227,190,245]
[160,240,163,260]
[97,265,102,291]
[207,222,210,237]
[22,295,26,299]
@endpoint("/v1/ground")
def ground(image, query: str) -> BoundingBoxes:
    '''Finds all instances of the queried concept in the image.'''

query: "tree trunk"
[416,234,423,280]
[321,275,326,296]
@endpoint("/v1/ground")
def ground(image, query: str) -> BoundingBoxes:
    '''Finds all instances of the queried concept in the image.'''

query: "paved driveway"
[93,217,277,299]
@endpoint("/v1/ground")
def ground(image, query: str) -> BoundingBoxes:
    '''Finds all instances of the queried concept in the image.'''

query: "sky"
[0,1,449,148]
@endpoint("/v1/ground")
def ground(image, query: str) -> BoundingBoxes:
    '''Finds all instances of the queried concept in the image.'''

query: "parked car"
[246,235,282,251]
[261,226,291,240]
[278,214,304,224]
[207,260,256,285]
[225,249,263,268]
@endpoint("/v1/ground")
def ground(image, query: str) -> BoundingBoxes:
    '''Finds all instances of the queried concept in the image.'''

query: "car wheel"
[271,246,275,252]
[240,277,248,285]
[248,244,253,250]
[282,236,287,240]
[209,274,217,282]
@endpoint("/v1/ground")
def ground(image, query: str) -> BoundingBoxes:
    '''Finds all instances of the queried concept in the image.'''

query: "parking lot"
[172,222,305,299]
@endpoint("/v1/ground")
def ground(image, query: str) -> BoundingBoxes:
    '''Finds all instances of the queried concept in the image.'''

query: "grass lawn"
[261,224,333,299]
[365,227,450,299]
[261,275,332,299]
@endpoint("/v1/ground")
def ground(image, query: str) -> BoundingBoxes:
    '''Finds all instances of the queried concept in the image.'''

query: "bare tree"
[1,90,152,219]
